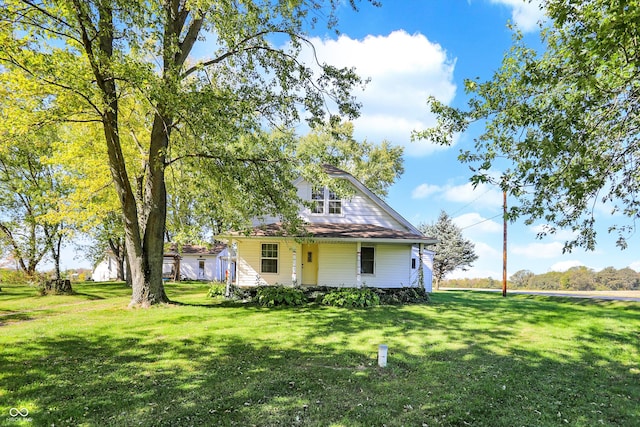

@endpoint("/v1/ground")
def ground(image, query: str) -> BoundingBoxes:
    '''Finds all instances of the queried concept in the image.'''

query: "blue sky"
[27,0,640,277]
[294,0,640,279]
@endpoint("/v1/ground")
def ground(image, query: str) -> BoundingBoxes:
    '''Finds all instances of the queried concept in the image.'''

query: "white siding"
[360,244,413,288]
[251,179,410,232]
[297,180,405,230]
[317,243,358,286]
[179,255,217,281]
[92,255,119,281]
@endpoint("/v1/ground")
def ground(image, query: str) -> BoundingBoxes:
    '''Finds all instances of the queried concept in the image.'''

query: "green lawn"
[1,282,638,426]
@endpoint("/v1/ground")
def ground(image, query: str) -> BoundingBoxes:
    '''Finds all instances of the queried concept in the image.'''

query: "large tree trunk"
[86,3,169,307]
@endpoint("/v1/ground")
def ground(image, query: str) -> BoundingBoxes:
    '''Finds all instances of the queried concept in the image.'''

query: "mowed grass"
[0,282,638,426]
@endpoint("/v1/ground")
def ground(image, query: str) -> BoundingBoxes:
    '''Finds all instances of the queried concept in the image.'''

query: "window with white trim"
[328,190,342,214]
[310,187,342,215]
[361,247,375,275]
[261,243,278,273]
[311,187,325,214]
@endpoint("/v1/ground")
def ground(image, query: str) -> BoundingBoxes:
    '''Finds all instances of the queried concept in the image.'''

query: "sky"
[290,0,640,279]
[26,0,640,278]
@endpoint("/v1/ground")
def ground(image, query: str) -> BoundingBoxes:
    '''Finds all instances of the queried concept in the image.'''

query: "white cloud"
[549,260,585,272]
[454,213,502,234]
[627,261,640,272]
[530,224,579,242]
[409,181,503,209]
[443,182,503,209]
[490,0,546,32]
[411,183,441,199]
[511,241,564,259]
[447,241,502,279]
[304,30,457,156]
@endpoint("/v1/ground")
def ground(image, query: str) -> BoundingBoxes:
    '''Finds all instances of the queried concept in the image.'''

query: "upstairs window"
[310,187,342,215]
[311,187,325,214]
[328,190,342,214]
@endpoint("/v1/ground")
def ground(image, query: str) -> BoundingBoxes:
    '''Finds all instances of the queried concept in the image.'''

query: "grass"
[0,282,639,426]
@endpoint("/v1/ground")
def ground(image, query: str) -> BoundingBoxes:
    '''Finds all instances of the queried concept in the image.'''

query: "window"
[361,247,375,274]
[261,243,278,273]
[412,258,417,269]
[310,187,342,215]
[311,187,325,214]
[328,190,342,214]
[198,260,205,279]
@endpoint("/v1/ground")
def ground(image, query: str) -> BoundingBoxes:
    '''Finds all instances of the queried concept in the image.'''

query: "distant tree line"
[442,266,640,292]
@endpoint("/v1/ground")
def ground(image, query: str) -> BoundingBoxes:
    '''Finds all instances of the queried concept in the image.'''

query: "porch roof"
[227,222,437,245]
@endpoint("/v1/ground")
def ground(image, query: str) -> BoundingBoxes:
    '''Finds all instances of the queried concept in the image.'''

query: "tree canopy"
[419,211,478,289]
[0,0,377,306]
[296,121,404,199]
[416,0,640,252]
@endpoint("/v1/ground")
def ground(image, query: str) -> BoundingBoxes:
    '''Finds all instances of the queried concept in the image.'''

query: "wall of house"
[411,247,434,292]
[296,181,404,230]
[251,179,409,232]
[92,255,119,281]
[360,244,413,288]
[236,240,296,287]
[317,243,357,286]
[162,253,235,282]
[235,239,431,289]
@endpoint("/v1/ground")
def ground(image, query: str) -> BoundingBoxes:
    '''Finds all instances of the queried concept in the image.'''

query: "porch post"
[225,240,236,297]
[292,248,297,286]
[356,241,362,288]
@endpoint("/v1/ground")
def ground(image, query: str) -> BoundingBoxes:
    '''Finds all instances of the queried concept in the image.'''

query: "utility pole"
[502,190,507,297]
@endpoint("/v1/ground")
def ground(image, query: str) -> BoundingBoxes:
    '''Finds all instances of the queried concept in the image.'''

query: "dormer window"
[311,187,342,215]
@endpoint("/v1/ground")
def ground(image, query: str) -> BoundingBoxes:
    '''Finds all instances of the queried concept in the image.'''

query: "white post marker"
[378,344,388,367]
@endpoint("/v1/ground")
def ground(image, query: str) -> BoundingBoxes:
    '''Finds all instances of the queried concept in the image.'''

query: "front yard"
[1,281,638,426]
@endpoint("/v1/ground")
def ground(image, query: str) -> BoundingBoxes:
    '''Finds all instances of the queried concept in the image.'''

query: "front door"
[301,244,318,286]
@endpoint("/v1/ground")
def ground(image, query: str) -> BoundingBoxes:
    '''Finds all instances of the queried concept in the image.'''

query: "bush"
[322,287,380,308]
[206,282,227,298]
[0,269,36,285]
[376,287,430,305]
[256,285,306,307]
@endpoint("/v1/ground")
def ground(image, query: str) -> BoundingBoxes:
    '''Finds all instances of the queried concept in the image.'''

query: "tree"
[296,121,404,199]
[0,82,70,278]
[1,0,375,306]
[419,211,478,289]
[510,269,535,289]
[416,0,640,252]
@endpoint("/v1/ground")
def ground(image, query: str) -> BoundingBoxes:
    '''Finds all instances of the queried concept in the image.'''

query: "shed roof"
[164,242,226,257]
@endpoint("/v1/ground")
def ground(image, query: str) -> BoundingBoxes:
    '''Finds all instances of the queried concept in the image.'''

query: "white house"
[220,165,436,291]
[163,243,235,282]
[92,252,121,281]
[93,243,235,282]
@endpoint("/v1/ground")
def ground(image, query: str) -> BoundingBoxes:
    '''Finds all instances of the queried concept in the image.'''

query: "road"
[439,288,640,302]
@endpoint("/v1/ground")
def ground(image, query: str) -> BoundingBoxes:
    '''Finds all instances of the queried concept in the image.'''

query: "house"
[163,243,235,282]
[92,252,121,281]
[93,243,235,282]
[220,165,436,291]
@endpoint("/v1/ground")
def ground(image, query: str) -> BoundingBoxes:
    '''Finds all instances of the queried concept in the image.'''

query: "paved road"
[440,288,640,302]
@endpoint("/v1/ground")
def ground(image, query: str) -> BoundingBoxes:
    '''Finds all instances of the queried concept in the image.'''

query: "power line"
[450,186,496,217]
[460,213,502,230]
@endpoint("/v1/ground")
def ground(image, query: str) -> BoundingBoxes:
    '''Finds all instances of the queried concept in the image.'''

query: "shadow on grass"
[2,290,639,426]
